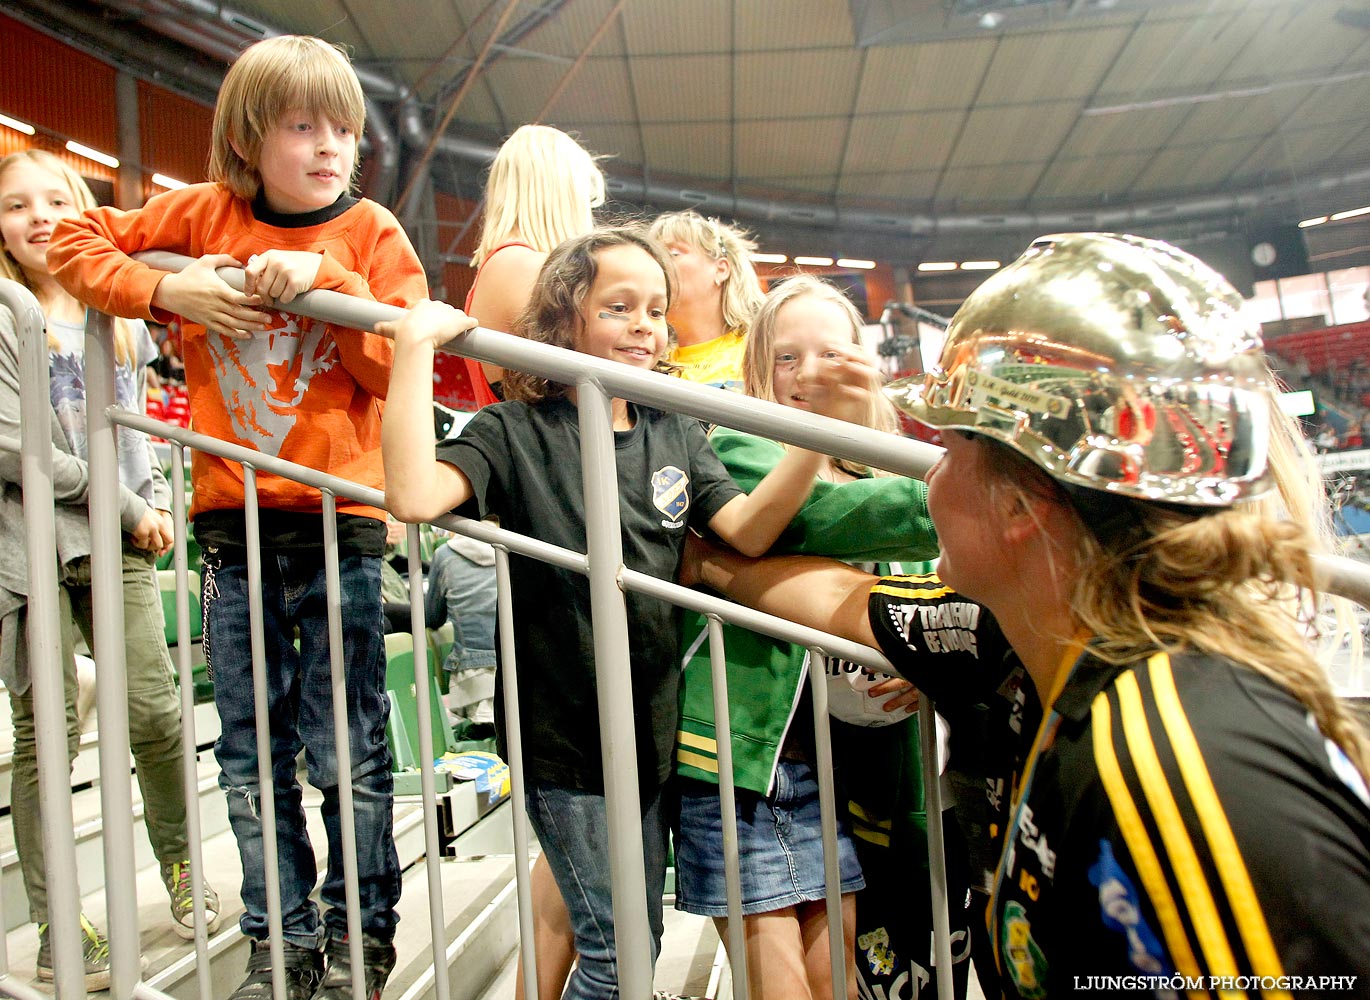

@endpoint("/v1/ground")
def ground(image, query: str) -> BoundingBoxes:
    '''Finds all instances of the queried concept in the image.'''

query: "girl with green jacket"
[674,276,965,999]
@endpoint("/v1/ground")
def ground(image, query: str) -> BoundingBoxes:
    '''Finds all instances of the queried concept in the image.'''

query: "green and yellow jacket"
[675,426,938,796]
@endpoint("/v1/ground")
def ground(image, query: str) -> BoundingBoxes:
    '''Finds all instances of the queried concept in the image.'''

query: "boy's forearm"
[322,236,427,399]
[49,216,163,321]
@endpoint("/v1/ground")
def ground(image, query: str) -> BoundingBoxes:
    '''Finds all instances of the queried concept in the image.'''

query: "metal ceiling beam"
[43,0,1370,253]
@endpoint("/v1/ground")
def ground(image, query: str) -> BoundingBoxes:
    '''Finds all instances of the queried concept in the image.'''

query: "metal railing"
[6,257,1370,1000]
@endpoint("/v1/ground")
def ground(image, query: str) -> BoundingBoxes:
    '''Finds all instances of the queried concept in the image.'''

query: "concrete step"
[0,701,226,933]
[0,766,519,999]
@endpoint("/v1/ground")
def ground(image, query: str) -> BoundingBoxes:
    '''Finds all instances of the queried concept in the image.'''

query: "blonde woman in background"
[453,124,605,405]
[649,209,766,391]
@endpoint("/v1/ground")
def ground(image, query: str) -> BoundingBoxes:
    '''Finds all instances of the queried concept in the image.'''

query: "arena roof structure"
[8,0,1370,293]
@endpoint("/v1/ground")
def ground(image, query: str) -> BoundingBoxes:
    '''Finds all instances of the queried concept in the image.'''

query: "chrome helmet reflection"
[886,233,1275,507]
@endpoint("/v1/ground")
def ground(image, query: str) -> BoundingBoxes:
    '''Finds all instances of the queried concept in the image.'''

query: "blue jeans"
[423,542,497,672]
[526,781,668,1000]
[202,547,400,948]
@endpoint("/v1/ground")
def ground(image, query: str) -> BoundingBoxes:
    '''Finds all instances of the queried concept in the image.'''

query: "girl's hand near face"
[376,299,478,352]
[799,343,878,425]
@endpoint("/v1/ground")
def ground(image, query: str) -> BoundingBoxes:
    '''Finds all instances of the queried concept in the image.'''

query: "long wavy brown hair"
[501,225,676,404]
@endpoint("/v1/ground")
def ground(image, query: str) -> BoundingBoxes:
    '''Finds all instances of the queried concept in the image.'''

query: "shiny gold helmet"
[887,233,1275,506]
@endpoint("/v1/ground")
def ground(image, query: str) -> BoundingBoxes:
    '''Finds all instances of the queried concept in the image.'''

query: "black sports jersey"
[867,574,1370,996]
[865,574,1032,850]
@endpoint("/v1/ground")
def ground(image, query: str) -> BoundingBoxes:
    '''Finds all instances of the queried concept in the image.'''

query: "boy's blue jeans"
[202,547,400,949]
[525,780,667,1000]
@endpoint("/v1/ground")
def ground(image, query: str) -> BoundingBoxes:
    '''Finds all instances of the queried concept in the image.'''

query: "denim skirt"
[674,758,865,917]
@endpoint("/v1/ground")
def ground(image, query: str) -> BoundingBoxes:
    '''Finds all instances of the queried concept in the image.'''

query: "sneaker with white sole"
[36,913,111,992]
[163,859,223,939]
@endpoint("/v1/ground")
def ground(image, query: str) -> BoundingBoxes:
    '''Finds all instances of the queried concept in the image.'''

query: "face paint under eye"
[598,311,630,322]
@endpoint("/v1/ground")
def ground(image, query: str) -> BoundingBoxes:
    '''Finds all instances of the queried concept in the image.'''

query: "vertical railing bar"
[576,380,652,997]
[84,309,142,1000]
[493,544,540,1000]
[921,700,954,1000]
[405,522,452,1000]
[806,646,846,1000]
[243,466,286,1000]
[321,492,365,1000]
[170,442,214,1000]
[705,615,748,999]
[3,281,84,1000]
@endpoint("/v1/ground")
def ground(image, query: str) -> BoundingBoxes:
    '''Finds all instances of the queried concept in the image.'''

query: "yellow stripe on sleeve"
[1115,671,1243,989]
[1148,655,1290,998]
[678,731,717,753]
[847,799,894,830]
[676,749,719,773]
[871,580,952,601]
[1091,692,1206,993]
[851,825,892,848]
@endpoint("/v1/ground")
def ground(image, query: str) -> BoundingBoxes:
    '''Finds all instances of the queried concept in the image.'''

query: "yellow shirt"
[669,328,747,391]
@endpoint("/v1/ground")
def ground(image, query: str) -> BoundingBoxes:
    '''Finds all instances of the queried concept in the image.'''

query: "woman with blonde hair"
[684,233,1370,993]
[450,124,605,405]
[649,209,766,391]
[0,149,220,987]
[674,274,969,1000]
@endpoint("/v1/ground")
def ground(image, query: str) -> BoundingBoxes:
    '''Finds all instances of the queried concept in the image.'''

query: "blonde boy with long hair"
[50,34,427,1000]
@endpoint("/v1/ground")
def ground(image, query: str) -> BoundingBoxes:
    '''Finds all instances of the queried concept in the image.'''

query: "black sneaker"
[311,934,397,1000]
[228,940,324,1000]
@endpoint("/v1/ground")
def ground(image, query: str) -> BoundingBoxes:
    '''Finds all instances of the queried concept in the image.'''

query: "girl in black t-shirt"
[379,225,879,999]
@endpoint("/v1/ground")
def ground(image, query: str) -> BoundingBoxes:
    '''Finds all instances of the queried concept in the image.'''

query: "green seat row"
[384,629,457,773]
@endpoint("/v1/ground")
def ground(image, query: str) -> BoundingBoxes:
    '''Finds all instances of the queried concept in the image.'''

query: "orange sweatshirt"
[48,183,427,522]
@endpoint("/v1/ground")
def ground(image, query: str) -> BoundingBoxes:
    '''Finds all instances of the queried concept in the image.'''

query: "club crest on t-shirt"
[651,465,690,523]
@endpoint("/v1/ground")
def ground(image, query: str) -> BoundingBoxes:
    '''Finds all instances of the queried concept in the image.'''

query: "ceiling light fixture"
[960,260,1001,270]
[837,258,876,269]
[751,253,787,264]
[65,141,119,169]
[1330,206,1370,222]
[918,262,957,272]
[979,11,1003,29]
[0,113,35,135]
[1298,216,1328,228]
[794,256,834,267]
[152,173,189,190]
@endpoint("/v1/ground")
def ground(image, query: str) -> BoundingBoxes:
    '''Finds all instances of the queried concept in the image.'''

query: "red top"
[456,240,535,409]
